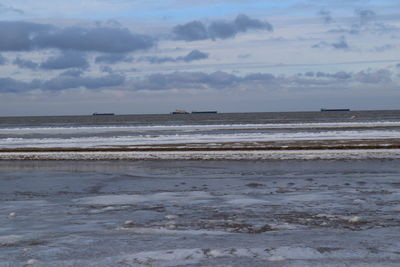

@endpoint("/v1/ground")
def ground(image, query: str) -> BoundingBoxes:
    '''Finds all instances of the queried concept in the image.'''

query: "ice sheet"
[2,160,400,266]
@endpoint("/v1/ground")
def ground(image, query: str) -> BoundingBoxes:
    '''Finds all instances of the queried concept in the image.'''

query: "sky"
[0,0,399,115]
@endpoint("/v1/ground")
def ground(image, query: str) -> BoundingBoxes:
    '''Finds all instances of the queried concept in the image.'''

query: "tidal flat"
[1,159,400,266]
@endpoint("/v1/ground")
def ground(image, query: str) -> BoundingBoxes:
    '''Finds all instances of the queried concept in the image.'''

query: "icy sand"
[1,160,400,266]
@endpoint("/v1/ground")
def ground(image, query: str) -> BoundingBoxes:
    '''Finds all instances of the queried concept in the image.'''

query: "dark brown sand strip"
[1,139,400,153]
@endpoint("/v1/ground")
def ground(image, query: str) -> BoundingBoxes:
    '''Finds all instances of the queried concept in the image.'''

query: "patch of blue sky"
[112,1,324,22]
[114,4,259,22]
[4,0,396,22]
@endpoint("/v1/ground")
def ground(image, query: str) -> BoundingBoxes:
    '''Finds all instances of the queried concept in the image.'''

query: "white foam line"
[1,121,400,134]
[1,130,399,148]
[1,149,400,160]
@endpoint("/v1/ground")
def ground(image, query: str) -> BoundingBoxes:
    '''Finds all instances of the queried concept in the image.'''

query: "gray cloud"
[0,4,24,15]
[172,21,208,41]
[134,72,210,90]
[355,9,376,25]
[0,78,40,93]
[327,71,352,79]
[133,71,239,90]
[35,26,154,53]
[312,36,349,50]
[327,8,398,36]
[178,49,209,62]
[305,71,352,80]
[345,9,377,34]
[304,71,315,77]
[242,73,276,82]
[59,69,84,77]
[0,21,154,53]
[41,51,89,70]
[131,71,281,91]
[235,14,271,32]
[1,67,393,94]
[318,9,333,24]
[353,69,392,84]
[0,54,7,65]
[302,69,391,85]
[173,14,273,41]
[95,54,133,64]
[372,44,396,52]
[0,21,52,51]
[42,73,126,91]
[140,49,209,64]
[0,72,125,93]
[132,68,392,91]
[328,27,360,35]
[328,22,398,35]
[100,66,114,73]
[238,54,251,59]
[13,57,39,70]
[140,55,175,64]
[208,21,238,40]
[13,52,88,71]
[329,36,349,49]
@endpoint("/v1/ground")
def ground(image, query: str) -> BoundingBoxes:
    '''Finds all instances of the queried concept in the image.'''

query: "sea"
[1,110,400,159]
[1,110,400,266]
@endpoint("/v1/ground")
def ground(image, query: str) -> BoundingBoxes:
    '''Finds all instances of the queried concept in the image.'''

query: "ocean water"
[1,111,400,266]
[0,110,400,159]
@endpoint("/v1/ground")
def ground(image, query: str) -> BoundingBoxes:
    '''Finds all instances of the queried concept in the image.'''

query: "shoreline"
[1,148,400,160]
[1,138,400,152]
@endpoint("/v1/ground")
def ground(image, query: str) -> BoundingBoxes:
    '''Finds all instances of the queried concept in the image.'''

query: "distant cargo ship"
[92,112,115,116]
[320,108,350,112]
[171,109,189,114]
[191,111,218,114]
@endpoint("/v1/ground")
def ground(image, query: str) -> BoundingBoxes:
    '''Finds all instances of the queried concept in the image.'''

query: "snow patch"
[116,227,228,236]
[225,198,269,206]
[270,246,323,260]
[76,191,214,206]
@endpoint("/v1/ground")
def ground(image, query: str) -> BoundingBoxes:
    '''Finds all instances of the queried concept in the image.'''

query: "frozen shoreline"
[1,119,399,150]
[1,159,400,266]
[1,148,400,160]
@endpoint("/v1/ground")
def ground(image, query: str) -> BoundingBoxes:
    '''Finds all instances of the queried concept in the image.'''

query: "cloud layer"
[173,14,273,41]
[0,3,399,114]
[139,50,209,64]
[95,54,133,64]
[131,69,393,91]
[2,66,392,94]
[0,21,154,53]
[0,72,126,93]
[41,51,89,70]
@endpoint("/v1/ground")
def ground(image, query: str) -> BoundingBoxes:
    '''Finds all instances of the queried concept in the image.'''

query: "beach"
[1,160,400,266]
[1,111,400,266]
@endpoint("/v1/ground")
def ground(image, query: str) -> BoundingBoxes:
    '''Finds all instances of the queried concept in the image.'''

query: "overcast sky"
[0,0,399,115]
